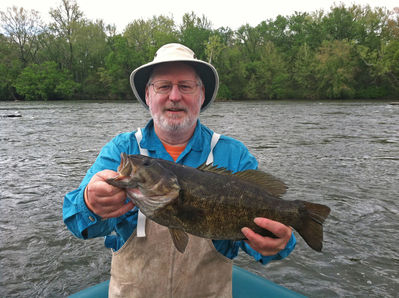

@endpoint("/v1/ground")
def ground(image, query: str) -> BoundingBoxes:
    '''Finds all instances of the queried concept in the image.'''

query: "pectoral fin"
[169,228,189,253]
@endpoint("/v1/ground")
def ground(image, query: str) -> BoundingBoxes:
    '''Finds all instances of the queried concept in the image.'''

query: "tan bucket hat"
[130,43,219,112]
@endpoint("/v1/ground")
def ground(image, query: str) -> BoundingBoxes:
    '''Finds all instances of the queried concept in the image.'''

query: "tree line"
[1,0,398,101]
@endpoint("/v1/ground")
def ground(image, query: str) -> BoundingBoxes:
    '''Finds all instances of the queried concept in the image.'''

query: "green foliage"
[0,6,44,66]
[0,61,20,100]
[204,35,225,64]
[217,83,232,99]
[291,43,318,99]
[355,86,389,99]
[241,42,290,99]
[72,20,110,84]
[124,15,178,64]
[180,12,212,60]
[80,71,108,99]
[256,42,291,99]
[1,2,398,100]
[13,61,79,100]
[314,40,357,99]
[382,40,399,91]
[100,35,136,99]
[216,46,248,99]
[0,34,23,100]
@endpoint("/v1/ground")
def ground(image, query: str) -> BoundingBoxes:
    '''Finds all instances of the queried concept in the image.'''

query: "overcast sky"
[1,0,398,32]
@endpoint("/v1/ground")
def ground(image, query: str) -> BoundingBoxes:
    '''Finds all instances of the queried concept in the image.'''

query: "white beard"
[150,106,198,134]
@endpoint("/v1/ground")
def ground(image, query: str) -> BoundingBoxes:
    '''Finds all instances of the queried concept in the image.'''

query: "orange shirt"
[162,142,186,161]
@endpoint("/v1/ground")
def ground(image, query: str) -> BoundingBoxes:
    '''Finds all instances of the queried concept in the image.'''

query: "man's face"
[145,62,205,134]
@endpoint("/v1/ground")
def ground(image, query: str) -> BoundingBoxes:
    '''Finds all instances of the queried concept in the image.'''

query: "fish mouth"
[106,153,137,187]
[118,153,131,175]
[112,153,135,180]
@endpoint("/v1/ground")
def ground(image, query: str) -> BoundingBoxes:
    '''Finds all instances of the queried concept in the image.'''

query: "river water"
[0,100,398,297]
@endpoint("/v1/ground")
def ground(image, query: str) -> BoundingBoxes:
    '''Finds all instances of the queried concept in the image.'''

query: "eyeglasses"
[150,80,201,94]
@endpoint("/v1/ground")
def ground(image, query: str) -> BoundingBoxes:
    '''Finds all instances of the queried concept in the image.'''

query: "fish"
[106,153,331,253]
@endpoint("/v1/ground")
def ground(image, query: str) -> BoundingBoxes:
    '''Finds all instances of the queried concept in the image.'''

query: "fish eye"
[142,159,151,167]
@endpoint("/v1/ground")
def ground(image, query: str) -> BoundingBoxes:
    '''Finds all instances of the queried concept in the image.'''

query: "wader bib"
[109,129,233,298]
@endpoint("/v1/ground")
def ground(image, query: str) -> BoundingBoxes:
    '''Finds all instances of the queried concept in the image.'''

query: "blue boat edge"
[69,265,306,297]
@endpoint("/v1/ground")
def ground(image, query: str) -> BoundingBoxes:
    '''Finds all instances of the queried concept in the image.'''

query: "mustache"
[163,103,187,112]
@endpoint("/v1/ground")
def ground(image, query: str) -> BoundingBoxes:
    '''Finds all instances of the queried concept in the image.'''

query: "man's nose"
[168,84,182,101]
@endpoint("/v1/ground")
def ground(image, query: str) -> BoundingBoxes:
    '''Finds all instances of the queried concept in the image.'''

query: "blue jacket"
[63,119,296,264]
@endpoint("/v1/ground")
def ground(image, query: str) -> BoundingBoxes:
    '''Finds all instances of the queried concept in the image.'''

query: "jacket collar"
[140,119,204,154]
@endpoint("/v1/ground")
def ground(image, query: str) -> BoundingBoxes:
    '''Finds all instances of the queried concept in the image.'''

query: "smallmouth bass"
[106,153,331,253]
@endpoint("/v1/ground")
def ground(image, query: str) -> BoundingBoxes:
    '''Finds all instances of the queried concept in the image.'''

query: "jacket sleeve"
[62,134,134,239]
[240,233,296,264]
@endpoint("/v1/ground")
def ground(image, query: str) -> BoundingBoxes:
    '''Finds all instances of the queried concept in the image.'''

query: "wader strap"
[206,132,221,165]
[134,128,221,238]
[136,211,147,238]
[135,128,149,238]
[135,128,149,156]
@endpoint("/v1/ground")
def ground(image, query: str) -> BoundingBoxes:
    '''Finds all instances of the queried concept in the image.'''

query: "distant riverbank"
[1,4,398,102]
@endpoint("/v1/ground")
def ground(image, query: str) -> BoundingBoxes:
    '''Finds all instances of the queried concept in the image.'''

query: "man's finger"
[254,217,291,238]
[241,227,263,243]
[96,169,119,180]
[102,201,135,219]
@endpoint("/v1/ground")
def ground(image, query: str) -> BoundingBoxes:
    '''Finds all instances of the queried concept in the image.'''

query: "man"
[63,43,296,297]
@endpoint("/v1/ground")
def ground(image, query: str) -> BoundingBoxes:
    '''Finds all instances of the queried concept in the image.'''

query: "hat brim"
[130,59,218,112]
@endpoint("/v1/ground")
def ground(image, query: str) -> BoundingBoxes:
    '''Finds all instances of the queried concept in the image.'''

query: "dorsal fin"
[233,169,287,198]
[197,163,287,198]
[197,163,234,176]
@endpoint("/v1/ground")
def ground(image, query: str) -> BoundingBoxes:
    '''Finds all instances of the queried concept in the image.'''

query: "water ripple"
[1,100,398,297]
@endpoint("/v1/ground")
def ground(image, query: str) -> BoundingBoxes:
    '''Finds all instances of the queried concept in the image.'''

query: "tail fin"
[296,202,331,252]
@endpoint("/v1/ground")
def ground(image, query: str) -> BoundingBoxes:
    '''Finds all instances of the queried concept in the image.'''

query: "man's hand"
[84,170,135,219]
[241,218,292,256]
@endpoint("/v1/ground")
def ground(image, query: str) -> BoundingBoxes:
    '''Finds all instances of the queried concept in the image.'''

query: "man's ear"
[145,86,150,105]
[200,86,205,105]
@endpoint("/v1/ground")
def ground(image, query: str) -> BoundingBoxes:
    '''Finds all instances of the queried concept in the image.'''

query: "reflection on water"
[1,100,398,297]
